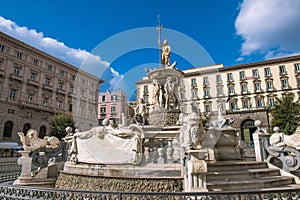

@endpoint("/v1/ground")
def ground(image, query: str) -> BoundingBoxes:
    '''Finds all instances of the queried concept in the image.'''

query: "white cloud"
[0,16,122,91]
[109,68,124,91]
[235,0,300,60]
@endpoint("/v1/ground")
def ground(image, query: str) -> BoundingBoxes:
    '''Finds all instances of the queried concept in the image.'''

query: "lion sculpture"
[17,129,60,152]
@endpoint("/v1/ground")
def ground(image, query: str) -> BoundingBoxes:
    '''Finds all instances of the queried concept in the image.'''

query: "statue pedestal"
[202,127,241,160]
[184,149,208,192]
[149,108,181,127]
[13,150,57,187]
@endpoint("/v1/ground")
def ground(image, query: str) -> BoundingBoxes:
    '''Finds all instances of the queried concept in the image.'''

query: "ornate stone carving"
[65,119,144,165]
[17,129,60,152]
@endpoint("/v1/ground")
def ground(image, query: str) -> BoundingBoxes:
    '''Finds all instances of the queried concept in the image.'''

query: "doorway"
[241,119,257,146]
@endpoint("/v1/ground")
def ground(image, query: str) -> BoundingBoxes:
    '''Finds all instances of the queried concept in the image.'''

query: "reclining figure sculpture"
[65,118,144,165]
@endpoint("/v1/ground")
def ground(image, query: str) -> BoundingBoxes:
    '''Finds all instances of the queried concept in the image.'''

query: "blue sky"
[1,0,300,100]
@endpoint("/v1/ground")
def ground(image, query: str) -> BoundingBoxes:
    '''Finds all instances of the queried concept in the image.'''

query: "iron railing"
[0,184,300,200]
[0,158,21,183]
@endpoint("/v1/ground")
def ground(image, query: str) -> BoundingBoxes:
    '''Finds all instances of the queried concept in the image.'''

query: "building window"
[204,89,210,98]
[217,86,223,97]
[228,86,235,95]
[269,97,275,107]
[27,94,33,102]
[111,106,116,113]
[216,75,222,84]
[33,58,39,65]
[43,98,49,106]
[256,99,263,108]
[0,44,4,52]
[205,104,211,115]
[239,71,245,80]
[279,65,287,75]
[58,82,64,90]
[191,78,197,87]
[60,70,65,76]
[14,67,20,76]
[48,64,53,71]
[3,121,13,138]
[57,101,63,109]
[45,77,51,86]
[264,68,271,77]
[112,95,117,101]
[102,95,105,102]
[281,79,288,89]
[70,86,74,93]
[203,77,209,85]
[82,79,86,85]
[297,78,300,88]
[254,83,261,92]
[144,96,149,103]
[267,81,273,91]
[71,74,76,80]
[9,89,17,99]
[252,69,259,78]
[144,85,148,94]
[192,90,197,99]
[295,63,300,73]
[16,51,22,59]
[227,73,233,82]
[242,100,249,109]
[230,102,237,110]
[30,72,36,81]
[100,107,106,114]
[180,80,185,88]
[241,84,247,94]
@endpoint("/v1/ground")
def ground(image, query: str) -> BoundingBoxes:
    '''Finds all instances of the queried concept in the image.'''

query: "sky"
[0,0,300,100]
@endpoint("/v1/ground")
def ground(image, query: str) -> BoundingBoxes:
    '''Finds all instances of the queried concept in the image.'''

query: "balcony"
[27,79,40,87]
[42,84,53,91]
[9,73,23,82]
[56,88,66,95]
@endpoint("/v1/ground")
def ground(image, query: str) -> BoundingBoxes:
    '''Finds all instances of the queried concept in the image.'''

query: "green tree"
[271,94,300,135]
[50,113,75,140]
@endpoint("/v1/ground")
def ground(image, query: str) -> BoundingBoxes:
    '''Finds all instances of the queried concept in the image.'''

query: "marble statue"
[211,103,234,128]
[269,126,300,149]
[179,104,205,161]
[17,129,60,152]
[119,113,127,128]
[135,98,148,125]
[164,77,180,110]
[65,118,144,165]
[152,79,161,107]
[158,39,171,67]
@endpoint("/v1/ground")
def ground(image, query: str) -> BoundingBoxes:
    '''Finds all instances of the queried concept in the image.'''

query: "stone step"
[207,176,295,191]
[206,168,281,181]
[207,161,268,172]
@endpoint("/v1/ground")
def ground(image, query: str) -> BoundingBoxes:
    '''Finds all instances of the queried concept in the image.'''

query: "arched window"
[3,121,13,137]
[23,123,31,135]
[39,126,46,138]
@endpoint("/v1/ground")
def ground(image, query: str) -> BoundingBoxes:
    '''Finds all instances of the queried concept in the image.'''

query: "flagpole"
[156,14,162,67]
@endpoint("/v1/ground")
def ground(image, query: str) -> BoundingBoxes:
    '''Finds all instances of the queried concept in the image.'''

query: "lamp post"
[265,106,270,133]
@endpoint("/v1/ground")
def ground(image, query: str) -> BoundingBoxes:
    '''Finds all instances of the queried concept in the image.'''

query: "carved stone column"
[157,139,165,164]
[166,138,174,163]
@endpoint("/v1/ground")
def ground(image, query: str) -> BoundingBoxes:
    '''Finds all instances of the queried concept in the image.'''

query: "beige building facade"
[136,55,300,145]
[0,31,103,143]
